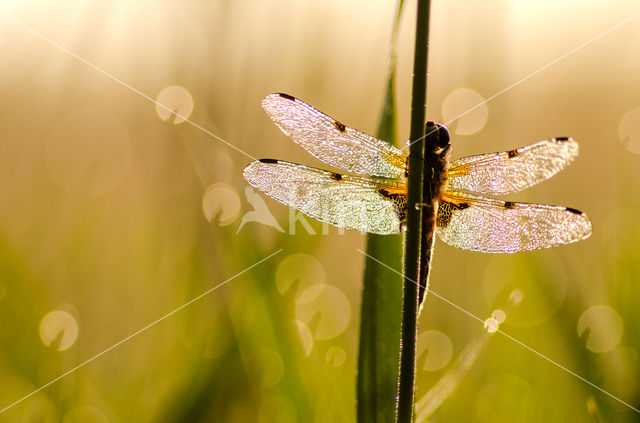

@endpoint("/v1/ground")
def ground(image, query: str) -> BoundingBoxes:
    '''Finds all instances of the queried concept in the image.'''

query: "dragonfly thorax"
[423,123,451,205]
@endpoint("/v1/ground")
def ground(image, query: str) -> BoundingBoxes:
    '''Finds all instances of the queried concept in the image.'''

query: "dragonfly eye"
[425,122,451,153]
[435,124,450,148]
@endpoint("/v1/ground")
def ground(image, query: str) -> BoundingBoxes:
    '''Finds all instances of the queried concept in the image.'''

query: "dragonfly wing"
[262,93,407,179]
[447,138,578,195]
[243,159,406,234]
[435,190,592,253]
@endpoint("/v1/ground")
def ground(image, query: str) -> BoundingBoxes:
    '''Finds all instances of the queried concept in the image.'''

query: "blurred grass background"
[0,0,639,421]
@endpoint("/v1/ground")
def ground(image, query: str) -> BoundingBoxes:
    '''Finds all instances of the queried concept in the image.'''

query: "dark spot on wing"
[556,137,569,142]
[436,200,469,228]
[507,149,519,158]
[259,158,279,164]
[436,201,454,228]
[329,172,343,181]
[278,93,295,101]
[334,120,346,132]
[566,207,582,215]
[394,195,408,222]
[377,188,407,222]
[504,201,516,209]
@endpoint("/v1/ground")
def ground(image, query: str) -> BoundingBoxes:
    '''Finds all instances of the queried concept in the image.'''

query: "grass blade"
[397,0,432,422]
[357,3,404,421]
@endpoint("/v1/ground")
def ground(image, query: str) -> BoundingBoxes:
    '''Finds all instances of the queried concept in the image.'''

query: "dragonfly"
[243,93,592,254]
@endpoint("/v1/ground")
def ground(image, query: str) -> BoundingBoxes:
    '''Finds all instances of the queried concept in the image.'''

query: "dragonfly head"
[425,122,451,158]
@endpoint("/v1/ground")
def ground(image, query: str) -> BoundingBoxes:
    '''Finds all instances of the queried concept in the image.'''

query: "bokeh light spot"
[294,320,313,356]
[39,310,78,351]
[202,183,241,226]
[325,346,346,367]
[46,107,131,196]
[275,254,325,298]
[417,330,453,371]
[155,85,194,124]
[618,107,640,154]
[63,406,109,423]
[247,348,284,388]
[441,88,488,135]
[577,305,623,353]
[509,289,523,306]
[295,285,350,341]
[492,309,506,324]
[484,317,499,333]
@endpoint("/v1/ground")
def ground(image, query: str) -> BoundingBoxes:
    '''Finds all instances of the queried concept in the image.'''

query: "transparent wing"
[243,159,406,234]
[435,190,592,253]
[447,138,578,195]
[262,93,407,179]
